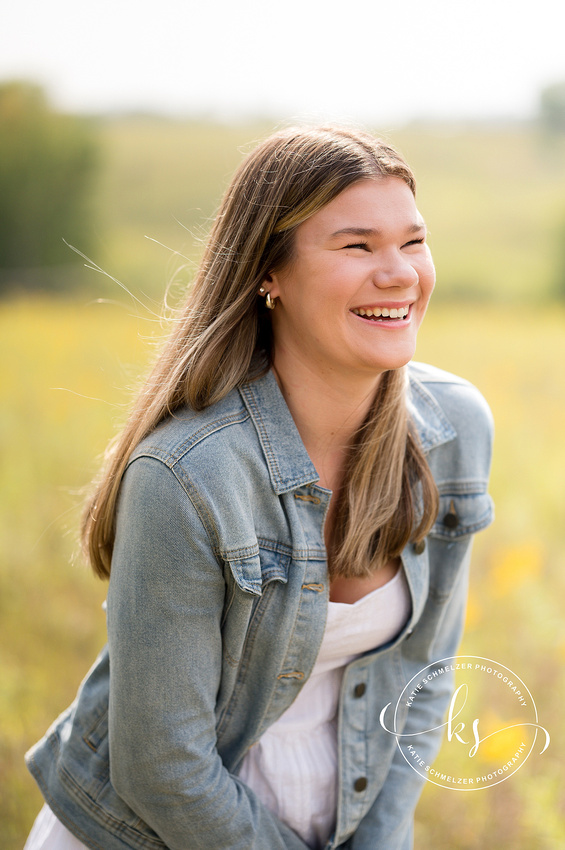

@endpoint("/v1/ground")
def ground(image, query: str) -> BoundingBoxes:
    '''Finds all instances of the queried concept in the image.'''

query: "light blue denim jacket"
[26,362,494,850]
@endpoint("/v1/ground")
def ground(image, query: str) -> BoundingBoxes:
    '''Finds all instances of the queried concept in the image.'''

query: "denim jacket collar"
[239,371,319,495]
[407,367,457,451]
[239,364,457,496]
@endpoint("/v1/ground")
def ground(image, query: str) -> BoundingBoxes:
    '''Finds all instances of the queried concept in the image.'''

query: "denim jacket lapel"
[240,365,457,495]
[239,370,319,495]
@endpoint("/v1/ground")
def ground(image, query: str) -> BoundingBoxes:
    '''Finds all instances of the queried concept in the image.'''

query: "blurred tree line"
[2,78,565,299]
[539,80,565,134]
[539,80,565,300]
[0,81,98,293]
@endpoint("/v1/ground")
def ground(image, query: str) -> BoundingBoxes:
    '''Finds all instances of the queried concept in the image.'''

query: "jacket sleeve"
[107,455,309,850]
[344,538,474,850]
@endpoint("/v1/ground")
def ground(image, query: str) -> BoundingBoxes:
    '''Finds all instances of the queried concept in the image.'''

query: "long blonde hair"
[83,125,438,579]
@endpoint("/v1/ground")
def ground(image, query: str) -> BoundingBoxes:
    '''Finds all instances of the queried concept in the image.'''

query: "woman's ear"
[262,271,281,300]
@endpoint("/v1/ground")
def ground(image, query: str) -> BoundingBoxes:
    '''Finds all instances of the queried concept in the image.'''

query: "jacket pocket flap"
[430,492,494,540]
[226,547,291,595]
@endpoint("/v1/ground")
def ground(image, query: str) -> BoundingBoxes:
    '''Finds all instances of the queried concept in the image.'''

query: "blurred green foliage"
[551,215,565,299]
[90,117,565,304]
[0,82,98,288]
[539,80,565,133]
[2,96,565,301]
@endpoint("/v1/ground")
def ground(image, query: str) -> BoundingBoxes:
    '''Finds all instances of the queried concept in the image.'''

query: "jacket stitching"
[130,410,251,467]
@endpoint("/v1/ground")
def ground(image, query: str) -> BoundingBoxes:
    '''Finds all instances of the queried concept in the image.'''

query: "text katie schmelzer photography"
[379,655,550,790]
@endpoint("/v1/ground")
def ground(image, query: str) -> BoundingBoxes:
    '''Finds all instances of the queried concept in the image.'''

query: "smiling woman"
[267,178,435,387]
[24,125,494,850]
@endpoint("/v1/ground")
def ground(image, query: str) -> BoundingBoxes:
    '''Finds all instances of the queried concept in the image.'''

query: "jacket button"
[443,500,460,529]
[354,777,368,792]
[413,540,426,555]
[353,683,366,698]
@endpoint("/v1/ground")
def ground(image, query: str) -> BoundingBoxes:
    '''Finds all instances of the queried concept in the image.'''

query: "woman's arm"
[107,456,309,850]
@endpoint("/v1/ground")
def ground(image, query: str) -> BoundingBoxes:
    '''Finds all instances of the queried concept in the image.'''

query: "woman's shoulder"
[408,361,493,434]
[407,361,494,485]
[125,382,279,511]
[409,360,488,393]
[130,388,253,468]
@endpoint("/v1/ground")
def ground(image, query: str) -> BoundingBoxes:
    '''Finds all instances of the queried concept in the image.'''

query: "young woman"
[25,125,494,849]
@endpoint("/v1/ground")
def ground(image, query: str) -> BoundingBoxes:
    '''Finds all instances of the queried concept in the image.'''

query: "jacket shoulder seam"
[130,409,251,468]
[125,453,222,558]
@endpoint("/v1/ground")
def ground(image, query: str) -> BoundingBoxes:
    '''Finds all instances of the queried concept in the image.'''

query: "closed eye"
[343,242,370,251]
[403,237,425,248]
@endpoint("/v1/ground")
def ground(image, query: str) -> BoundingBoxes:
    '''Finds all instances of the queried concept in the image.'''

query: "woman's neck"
[272,351,382,491]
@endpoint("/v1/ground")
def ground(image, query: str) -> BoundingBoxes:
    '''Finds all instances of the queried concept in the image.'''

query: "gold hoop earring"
[265,292,276,310]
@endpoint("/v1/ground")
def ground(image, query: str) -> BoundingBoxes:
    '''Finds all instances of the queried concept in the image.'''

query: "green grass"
[2,296,564,848]
[1,297,151,845]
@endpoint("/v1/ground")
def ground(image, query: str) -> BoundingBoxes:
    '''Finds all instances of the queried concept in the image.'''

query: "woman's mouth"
[351,305,410,321]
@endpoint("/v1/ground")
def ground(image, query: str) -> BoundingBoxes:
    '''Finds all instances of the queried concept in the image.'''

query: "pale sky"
[2,0,564,124]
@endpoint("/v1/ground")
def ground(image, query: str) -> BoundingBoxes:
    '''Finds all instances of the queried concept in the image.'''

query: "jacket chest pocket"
[224,545,290,596]
[430,492,494,541]
[221,546,291,668]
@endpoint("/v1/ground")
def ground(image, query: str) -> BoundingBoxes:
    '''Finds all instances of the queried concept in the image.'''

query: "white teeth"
[352,305,409,319]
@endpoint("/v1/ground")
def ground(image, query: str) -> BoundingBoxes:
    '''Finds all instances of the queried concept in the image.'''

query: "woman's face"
[266,177,435,384]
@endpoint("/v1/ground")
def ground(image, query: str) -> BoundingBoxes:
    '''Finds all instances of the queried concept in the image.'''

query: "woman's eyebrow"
[330,226,377,238]
[330,222,427,238]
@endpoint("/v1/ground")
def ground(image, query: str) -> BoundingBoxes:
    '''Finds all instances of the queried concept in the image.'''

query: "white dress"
[24,803,87,850]
[25,568,410,850]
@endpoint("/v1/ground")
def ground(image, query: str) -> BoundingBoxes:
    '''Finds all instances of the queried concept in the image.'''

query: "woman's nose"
[372,253,419,289]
